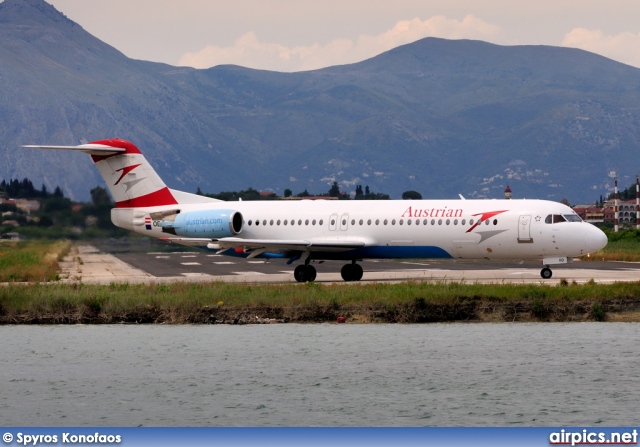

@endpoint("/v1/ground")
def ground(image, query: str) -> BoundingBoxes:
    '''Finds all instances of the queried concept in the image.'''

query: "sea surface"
[1,323,638,426]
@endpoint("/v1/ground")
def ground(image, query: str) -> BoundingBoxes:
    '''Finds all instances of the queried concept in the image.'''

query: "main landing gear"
[293,260,364,282]
[341,261,363,282]
[540,266,553,279]
[294,264,317,282]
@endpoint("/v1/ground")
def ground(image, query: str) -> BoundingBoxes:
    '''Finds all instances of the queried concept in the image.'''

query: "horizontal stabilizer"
[22,144,126,156]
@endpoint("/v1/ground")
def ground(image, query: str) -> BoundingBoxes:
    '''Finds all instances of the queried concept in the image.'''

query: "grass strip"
[2,280,640,324]
[0,240,70,282]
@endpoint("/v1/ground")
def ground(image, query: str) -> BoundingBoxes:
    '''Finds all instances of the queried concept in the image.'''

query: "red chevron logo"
[466,210,508,233]
[114,164,141,185]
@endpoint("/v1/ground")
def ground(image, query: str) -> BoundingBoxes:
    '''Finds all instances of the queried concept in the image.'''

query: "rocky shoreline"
[3,297,640,324]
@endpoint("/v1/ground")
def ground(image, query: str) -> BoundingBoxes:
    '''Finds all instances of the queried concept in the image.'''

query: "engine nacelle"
[158,209,242,238]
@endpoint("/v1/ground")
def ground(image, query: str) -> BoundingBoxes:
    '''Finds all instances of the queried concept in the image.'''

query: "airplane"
[24,138,608,282]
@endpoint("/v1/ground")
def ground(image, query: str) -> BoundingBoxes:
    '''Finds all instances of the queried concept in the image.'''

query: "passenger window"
[320,219,324,225]
[270,220,274,226]
[359,219,363,225]
[454,219,458,225]
[392,219,396,225]
[469,219,474,226]
[446,219,450,225]
[493,219,497,225]
[305,219,309,225]
[431,219,435,225]
[375,219,380,225]
[438,219,442,225]
[423,219,427,225]
[248,220,253,226]
[367,219,372,225]
[399,219,404,225]
[312,219,316,225]
[485,220,490,225]
[407,219,412,225]
[384,219,388,225]
[351,219,355,225]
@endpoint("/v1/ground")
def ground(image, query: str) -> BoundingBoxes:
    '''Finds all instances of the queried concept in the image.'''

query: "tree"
[90,186,112,207]
[284,188,292,198]
[402,190,422,200]
[195,186,203,196]
[328,181,341,198]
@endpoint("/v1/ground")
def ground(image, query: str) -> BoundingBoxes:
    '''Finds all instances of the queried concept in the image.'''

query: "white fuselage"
[114,198,607,262]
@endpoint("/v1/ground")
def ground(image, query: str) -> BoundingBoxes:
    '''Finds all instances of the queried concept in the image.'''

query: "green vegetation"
[1,280,640,324]
[582,228,640,262]
[0,240,70,282]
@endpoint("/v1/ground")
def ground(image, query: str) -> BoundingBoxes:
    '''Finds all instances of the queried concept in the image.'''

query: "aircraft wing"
[160,236,369,253]
[216,237,369,253]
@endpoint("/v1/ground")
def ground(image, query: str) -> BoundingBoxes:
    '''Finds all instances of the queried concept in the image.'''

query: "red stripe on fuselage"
[115,187,178,208]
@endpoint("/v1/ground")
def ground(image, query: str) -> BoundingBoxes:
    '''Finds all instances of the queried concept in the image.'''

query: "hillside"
[2,0,640,202]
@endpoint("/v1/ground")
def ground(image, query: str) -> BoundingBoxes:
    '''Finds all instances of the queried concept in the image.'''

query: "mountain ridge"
[2,0,640,203]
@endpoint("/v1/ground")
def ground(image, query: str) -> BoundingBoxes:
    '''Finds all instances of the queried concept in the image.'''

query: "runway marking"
[181,255,198,258]
[280,270,294,274]
[206,254,223,257]
[400,262,431,266]
[232,271,266,275]
[180,262,201,266]
[181,272,213,277]
[214,261,236,265]
[155,256,170,259]
[247,261,267,264]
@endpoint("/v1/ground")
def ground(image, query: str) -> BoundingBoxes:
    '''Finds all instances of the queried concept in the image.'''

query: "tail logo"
[114,164,147,192]
[114,164,142,185]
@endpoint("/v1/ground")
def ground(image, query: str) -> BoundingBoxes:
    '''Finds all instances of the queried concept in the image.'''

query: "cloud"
[178,15,503,72]
[562,28,640,68]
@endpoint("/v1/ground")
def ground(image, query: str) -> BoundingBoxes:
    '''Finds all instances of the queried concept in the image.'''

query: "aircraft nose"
[585,225,608,252]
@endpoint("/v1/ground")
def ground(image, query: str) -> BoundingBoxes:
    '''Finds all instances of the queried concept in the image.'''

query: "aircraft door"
[329,213,338,231]
[340,213,349,231]
[518,215,533,243]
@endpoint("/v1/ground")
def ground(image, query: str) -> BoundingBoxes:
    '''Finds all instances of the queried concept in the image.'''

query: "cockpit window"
[545,214,582,224]
[545,214,567,224]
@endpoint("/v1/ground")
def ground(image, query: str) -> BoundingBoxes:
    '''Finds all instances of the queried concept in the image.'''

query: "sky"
[45,0,640,72]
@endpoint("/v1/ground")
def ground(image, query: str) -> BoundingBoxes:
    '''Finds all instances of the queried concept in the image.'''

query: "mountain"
[2,0,640,203]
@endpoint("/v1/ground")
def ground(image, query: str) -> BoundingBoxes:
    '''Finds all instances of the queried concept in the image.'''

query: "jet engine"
[156,209,242,238]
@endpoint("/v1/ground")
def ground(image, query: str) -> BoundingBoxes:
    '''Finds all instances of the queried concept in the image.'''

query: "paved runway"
[63,241,640,285]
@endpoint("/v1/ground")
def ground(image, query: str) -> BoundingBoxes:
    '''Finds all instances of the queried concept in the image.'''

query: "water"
[1,323,638,426]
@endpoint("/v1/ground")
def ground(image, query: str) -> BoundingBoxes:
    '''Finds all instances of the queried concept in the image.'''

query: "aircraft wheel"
[306,265,317,282]
[294,265,316,282]
[540,267,553,279]
[352,263,363,281]
[341,264,354,281]
[294,265,307,282]
[341,263,363,282]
